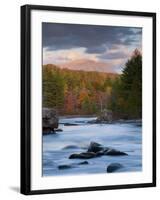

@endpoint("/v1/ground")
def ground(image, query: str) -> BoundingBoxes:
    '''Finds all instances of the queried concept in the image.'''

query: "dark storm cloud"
[42,23,142,54]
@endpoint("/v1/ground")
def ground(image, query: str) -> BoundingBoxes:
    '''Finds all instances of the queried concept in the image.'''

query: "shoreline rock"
[96,109,113,123]
[88,118,142,125]
[43,108,59,134]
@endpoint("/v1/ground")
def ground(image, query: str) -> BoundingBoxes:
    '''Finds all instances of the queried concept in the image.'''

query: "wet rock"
[102,147,110,153]
[55,128,63,132]
[104,149,128,156]
[96,109,113,123]
[58,161,89,170]
[69,154,81,159]
[75,120,86,123]
[87,119,97,124]
[69,152,96,159]
[43,129,56,135]
[58,164,73,170]
[107,163,123,173]
[78,161,89,165]
[87,142,104,153]
[64,123,79,126]
[43,108,59,134]
[96,151,105,156]
[63,145,79,150]
[68,141,128,160]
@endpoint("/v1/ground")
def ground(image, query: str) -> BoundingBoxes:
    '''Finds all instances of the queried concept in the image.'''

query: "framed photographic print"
[21,4,156,195]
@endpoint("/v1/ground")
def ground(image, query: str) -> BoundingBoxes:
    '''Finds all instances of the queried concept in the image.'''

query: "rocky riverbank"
[42,108,142,134]
[43,108,59,134]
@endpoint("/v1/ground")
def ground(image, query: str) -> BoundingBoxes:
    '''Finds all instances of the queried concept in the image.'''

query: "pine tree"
[120,49,142,118]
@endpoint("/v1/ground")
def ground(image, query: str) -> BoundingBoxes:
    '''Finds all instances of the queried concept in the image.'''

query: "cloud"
[98,44,132,60]
[43,47,99,65]
[42,23,142,73]
[42,23,142,54]
[97,44,136,73]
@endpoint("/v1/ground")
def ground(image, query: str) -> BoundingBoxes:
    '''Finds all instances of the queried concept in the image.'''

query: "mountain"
[58,59,115,73]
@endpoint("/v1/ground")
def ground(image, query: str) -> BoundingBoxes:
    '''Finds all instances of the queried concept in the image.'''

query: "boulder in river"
[87,142,104,153]
[68,141,128,159]
[69,152,96,159]
[96,109,113,123]
[107,163,123,173]
[87,141,127,156]
[43,108,59,134]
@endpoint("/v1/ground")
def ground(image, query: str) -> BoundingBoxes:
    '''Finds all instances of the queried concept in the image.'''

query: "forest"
[43,49,142,119]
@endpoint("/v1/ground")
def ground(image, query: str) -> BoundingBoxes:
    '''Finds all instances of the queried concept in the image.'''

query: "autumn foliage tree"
[42,49,142,119]
[42,64,116,115]
[42,65,65,109]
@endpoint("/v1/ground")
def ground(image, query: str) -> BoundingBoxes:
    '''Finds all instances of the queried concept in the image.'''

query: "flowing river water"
[43,117,142,176]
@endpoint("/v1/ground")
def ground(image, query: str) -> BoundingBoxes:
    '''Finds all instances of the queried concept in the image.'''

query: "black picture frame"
[21,4,156,195]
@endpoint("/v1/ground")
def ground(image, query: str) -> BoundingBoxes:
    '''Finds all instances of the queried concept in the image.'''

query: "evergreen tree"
[121,49,142,118]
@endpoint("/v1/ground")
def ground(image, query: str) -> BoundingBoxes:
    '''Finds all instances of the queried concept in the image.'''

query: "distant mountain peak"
[58,59,116,73]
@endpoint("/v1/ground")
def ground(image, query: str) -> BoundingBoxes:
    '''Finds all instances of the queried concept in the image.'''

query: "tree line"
[43,49,142,119]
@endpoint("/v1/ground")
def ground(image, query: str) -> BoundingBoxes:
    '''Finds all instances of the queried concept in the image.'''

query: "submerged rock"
[58,164,73,170]
[78,161,89,165]
[107,163,123,173]
[58,161,89,170]
[63,145,79,150]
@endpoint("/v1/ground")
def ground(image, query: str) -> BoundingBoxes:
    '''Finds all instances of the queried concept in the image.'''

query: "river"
[43,117,142,176]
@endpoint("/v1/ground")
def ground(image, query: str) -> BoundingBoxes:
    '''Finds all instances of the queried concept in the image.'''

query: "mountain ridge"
[58,59,115,73]
[43,63,119,77]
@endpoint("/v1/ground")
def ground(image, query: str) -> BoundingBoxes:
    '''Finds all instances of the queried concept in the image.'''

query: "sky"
[42,23,142,73]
